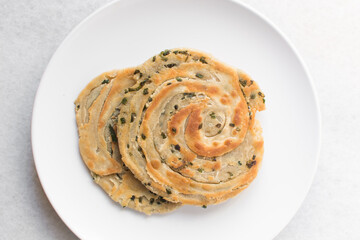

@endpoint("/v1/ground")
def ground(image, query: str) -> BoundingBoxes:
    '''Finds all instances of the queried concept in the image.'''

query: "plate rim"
[31,0,322,239]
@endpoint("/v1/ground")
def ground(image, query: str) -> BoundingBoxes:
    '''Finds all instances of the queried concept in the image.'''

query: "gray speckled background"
[1,0,360,239]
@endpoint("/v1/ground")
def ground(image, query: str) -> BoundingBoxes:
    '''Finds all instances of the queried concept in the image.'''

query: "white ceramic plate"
[32,0,321,239]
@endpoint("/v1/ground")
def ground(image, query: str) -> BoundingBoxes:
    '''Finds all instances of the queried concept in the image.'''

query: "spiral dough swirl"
[117,49,265,205]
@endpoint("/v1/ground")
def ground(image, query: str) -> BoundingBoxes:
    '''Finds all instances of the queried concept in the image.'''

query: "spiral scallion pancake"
[75,70,181,214]
[116,49,265,206]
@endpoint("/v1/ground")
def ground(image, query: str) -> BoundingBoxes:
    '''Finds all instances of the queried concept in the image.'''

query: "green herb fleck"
[236,127,241,132]
[246,160,256,169]
[128,79,148,92]
[174,105,178,110]
[197,168,204,173]
[143,88,149,95]
[263,98,266,104]
[238,161,242,166]
[216,123,221,128]
[120,117,126,124]
[172,128,177,134]
[240,79,247,87]
[150,198,154,204]
[250,94,256,99]
[161,49,170,56]
[229,123,235,127]
[189,162,193,166]
[152,56,156,62]
[165,63,177,68]
[178,50,188,55]
[196,73,204,78]
[141,134,146,140]
[109,125,117,143]
[198,123,203,130]
[139,197,143,203]
[176,77,182,82]
[121,97,128,105]
[228,172,233,177]
[258,91,265,97]
[101,79,109,84]
[199,56,208,64]
[202,205,207,209]
[148,97,153,102]
[161,132,167,139]
[174,144,181,151]
[166,189,172,194]
[133,69,143,78]
[209,112,216,119]
[246,156,257,168]
[130,195,135,201]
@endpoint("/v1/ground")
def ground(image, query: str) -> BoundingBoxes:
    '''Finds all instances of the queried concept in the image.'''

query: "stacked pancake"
[75,48,265,215]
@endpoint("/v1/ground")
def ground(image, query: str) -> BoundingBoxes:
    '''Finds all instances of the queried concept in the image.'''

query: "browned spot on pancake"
[231,90,237,97]
[194,142,204,150]
[212,142,219,147]
[203,161,213,169]
[168,156,184,169]
[206,86,220,95]
[220,97,230,105]
[180,168,195,177]
[151,160,161,169]
[213,161,221,170]
[166,171,193,194]
[224,139,232,146]
[253,140,264,150]
[185,103,247,156]
[233,107,242,125]
[202,184,212,191]
[182,150,197,162]
[167,105,193,136]
[88,161,94,168]
[184,107,203,135]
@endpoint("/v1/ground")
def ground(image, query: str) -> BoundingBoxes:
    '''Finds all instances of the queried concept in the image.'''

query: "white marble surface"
[1,0,359,239]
